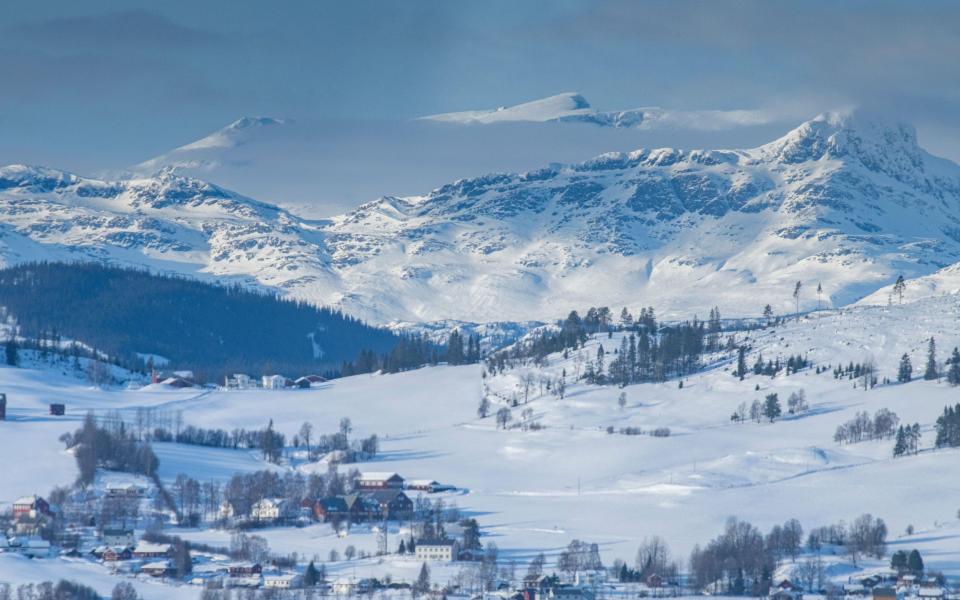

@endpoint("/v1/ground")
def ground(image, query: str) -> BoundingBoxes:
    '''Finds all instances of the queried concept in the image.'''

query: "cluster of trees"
[557,539,604,576]
[60,412,159,486]
[444,330,482,365]
[833,408,900,444]
[341,334,444,377]
[151,420,283,463]
[485,311,591,373]
[934,404,960,448]
[833,360,877,384]
[732,392,805,424]
[488,305,714,386]
[890,549,925,575]
[893,424,922,457]
[611,536,679,583]
[899,340,960,384]
[600,320,707,386]
[688,513,887,595]
[752,354,810,378]
[220,468,358,525]
[0,580,102,600]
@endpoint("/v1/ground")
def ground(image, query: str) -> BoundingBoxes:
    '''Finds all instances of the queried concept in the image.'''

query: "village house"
[415,538,459,562]
[294,375,326,388]
[251,497,292,522]
[262,374,287,390]
[356,472,405,490]
[314,497,349,522]
[264,573,302,589]
[406,479,456,493]
[873,587,898,600]
[105,482,147,498]
[225,374,253,389]
[363,490,413,520]
[332,578,357,595]
[103,528,135,547]
[919,588,945,600]
[771,588,804,600]
[343,494,373,522]
[219,500,237,520]
[101,546,133,562]
[141,560,173,578]
[12,495,51,520]
[229,563,263,577]
[552,586,597,600]
[132,540,173,559]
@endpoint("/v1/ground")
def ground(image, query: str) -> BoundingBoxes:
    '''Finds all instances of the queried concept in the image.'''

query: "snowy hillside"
[420,92,776,130]
[2,111,960,324]
[2,296,960,596]
[859,263,960,306]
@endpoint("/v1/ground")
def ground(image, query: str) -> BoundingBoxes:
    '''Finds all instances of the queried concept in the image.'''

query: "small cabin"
[49,403,65,416]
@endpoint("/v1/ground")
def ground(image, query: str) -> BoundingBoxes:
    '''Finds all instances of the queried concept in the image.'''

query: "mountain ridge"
[1,111,958,324]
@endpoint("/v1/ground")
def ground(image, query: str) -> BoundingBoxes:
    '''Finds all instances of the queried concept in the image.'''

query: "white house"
[106,482,146,498]
[226,374,253,389]
[251,498,290,522]
[219,501,237,520]
[332,578,356,595]
[415,538,459,562]
[262,375,286,390]
[265,573,302,589]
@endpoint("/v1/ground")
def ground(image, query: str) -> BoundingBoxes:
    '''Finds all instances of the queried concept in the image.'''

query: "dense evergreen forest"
[0,262,406,378]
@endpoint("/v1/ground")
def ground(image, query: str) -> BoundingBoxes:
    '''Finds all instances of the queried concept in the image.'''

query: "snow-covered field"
[2,294,960,596]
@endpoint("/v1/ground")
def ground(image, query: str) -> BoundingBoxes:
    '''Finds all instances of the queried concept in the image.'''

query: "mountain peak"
[761,110,922,167]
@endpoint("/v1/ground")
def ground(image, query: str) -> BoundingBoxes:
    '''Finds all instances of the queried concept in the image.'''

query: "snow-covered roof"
[141,560,171,570]
[134,541,171,554]
[358,471,401,481]
[13,495,40,505]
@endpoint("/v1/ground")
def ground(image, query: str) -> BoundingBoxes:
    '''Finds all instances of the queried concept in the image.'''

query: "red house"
[12,495,51,519]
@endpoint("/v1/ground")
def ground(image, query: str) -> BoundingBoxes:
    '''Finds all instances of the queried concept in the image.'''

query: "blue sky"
[2,0,959,173]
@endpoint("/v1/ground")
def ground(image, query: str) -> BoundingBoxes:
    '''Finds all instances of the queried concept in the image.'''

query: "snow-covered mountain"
[2,111,959,324]
[420,92,776,130]
[130,116,289,174]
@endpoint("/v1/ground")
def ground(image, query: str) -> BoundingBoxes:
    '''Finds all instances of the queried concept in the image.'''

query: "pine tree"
[908,549,924,575]
[893,275,906,304]
[736,347,747,380]
[893,426,908,457]
[793,281,802,321]
[924,337,939,381]
[4,339,17,367]
[948,347,960,386]
[763,393,782,422]
[897,354,913,383]
[414,562,431,597]
[304,561,320,586]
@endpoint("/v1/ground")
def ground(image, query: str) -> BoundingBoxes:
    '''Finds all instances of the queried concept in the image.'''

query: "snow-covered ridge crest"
[419,91,778,130]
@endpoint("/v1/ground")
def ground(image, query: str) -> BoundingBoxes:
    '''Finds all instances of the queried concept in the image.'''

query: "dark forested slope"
[0,262,402,377]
